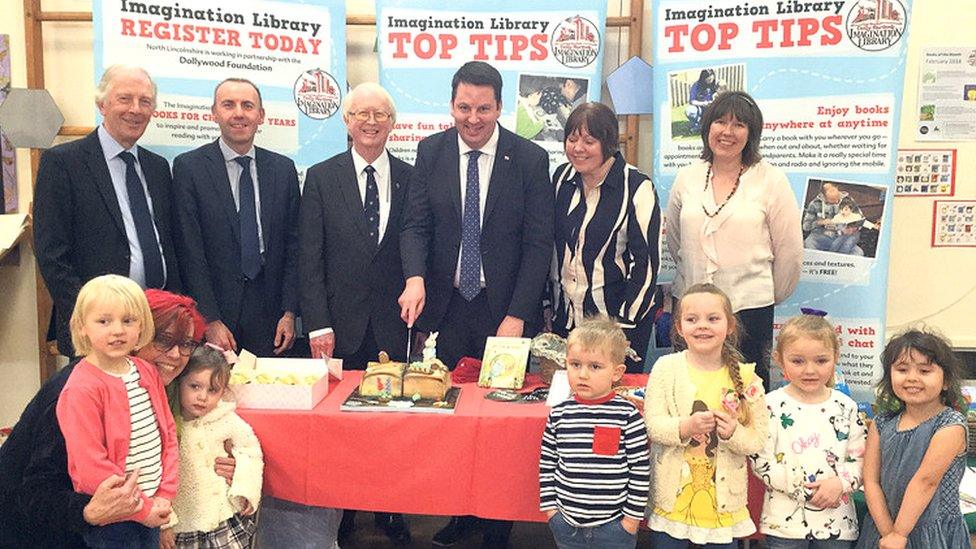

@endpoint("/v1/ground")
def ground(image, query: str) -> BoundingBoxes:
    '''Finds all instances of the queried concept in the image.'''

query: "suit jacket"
[171,140,300,331]
[33,130,181,356]
[299,150,413,358]
[400,125,553,332]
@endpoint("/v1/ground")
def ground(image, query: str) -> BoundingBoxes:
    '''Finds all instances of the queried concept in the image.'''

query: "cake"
[360,351,406,398]
[403,358,451,401]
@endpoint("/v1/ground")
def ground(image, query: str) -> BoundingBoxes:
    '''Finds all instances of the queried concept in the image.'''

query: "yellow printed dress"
[650,366,755,544]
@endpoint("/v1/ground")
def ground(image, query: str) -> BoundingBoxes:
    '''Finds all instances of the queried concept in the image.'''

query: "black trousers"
[736,304,774,391]
[436,289,497,370]
[236,270,278,357]
[335,322,381,370]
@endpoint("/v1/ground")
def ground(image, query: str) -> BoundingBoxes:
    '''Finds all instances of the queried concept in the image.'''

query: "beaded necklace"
[702,163,745,218]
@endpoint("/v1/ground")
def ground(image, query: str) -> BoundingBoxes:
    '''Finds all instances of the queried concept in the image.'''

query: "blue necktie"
[363,165,379,243]
[459,150,482,301]
[117,152,164,289]
[235,156,261,279]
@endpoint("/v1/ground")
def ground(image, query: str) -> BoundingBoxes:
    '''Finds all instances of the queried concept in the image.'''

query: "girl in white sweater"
[750,314,866,548]
[161,345,263,549]
[645,283,768,548]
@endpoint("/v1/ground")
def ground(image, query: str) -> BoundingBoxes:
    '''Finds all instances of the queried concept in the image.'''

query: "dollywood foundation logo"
[846,0,906,52]
[293,69,340,120]
[551,15,600,68]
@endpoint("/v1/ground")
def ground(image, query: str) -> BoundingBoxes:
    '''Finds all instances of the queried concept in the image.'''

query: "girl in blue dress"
[857,329,971,549]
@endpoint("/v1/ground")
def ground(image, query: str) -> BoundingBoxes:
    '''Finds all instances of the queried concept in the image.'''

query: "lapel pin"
[504,155,510,161]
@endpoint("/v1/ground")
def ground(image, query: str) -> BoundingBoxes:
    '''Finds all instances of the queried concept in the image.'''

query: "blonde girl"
[56,275,179,549]
[751,314,867,548]
[645,283,768,548]
[857,329,969,549]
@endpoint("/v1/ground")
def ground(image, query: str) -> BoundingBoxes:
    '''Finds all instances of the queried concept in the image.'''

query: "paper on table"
[959,466,976,514]
[546,370,572,407]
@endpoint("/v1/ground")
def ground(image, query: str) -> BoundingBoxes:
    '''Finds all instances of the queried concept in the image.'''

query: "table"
[239,371,766,528]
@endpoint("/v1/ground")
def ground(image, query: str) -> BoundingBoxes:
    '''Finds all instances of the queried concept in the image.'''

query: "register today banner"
[94,0,348,179]
[652,0,913,403]
[376,0,608,168]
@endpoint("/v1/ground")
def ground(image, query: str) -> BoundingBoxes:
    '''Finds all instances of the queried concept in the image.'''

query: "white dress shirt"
[350,147,392,241]
[219,138,265,254]
[454,124,500,287]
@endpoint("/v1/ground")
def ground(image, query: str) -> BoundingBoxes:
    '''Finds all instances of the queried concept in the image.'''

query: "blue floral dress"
[856,407,971,548]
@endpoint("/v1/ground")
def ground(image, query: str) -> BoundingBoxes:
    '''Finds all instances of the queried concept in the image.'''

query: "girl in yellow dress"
[645,283,769,548]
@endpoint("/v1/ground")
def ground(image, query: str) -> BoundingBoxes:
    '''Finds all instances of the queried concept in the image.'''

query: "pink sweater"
[56,357,179,523]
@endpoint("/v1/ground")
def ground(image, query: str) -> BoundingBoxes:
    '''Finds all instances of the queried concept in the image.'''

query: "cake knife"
[406,326,412,362]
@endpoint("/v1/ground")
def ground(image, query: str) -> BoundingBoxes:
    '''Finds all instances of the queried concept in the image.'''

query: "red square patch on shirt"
[592,426,621,455]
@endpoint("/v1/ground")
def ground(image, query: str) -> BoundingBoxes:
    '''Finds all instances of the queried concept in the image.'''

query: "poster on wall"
[931,200,976,248]
[93,0,348,179]
[0,35,15,214]
[376,0,607,168]
[652,0,913,402]
[895,148,956,196]
[916,47,976,141]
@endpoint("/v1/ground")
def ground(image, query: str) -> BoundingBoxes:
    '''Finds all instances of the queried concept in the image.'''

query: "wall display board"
[94,0,348,178]
[376,0,607,168]
[931,200,976,248]
[652,0,914,402]
[916,47,976,142]
[895,148,956,196]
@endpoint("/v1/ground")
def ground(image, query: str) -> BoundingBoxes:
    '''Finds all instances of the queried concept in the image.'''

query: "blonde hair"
[566,315,629,365]
[70,275,154,355]
[674,283,751,425]
[773,315,839,388]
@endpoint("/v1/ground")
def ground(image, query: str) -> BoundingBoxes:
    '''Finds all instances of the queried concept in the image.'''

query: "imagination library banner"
[653,0,913,403]
[94,0,347,177]
[376,0,607,167]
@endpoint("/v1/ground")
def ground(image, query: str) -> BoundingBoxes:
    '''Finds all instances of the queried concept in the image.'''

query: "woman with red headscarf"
[0,289,236,548]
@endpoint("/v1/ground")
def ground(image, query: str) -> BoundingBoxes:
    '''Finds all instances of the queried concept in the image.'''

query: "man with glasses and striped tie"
[172,78,300,358]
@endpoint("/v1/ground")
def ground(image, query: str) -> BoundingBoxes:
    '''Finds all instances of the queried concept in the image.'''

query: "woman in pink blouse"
[666,91,803,389]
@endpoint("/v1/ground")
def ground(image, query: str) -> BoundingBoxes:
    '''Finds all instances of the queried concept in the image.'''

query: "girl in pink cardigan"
[56,275,179,549]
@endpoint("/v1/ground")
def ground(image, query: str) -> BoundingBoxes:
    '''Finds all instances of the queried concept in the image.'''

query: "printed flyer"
[94,0,348,178]
[653,0,913,402]
[376,0,607,167]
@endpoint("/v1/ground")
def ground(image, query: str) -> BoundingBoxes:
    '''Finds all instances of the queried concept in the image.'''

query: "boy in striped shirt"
[540,315,650,548]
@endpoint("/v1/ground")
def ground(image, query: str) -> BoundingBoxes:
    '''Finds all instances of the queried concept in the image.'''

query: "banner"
[376,0,607,167]
[652,0,913,402]
[94,0,347,177]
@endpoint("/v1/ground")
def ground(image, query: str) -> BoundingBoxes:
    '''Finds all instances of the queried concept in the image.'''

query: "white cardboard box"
[230,350,342,410]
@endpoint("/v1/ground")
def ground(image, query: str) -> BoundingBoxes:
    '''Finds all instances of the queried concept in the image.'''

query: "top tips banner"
[94,0,348,177]
[376,0,608,167]
[652,0,913,403]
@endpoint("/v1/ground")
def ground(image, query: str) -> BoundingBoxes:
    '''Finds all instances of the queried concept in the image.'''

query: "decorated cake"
[403,332,452,400]
[360,351,406,399]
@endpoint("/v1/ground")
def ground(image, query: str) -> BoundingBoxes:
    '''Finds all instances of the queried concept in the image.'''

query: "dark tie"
[235,156,261,279]
[363,165,379,243]
[459,150,482,301]
[117,151,164,289]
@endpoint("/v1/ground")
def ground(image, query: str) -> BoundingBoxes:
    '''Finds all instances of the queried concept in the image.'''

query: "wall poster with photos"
[895,148,956,197]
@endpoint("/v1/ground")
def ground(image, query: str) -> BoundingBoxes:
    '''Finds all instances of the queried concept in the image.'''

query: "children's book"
[478,337,531,389]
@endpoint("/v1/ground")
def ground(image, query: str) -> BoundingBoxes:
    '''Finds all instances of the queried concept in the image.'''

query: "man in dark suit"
[298,81,413,546]
[34,65,181,357]
[172,78,300,357]
[398,61,554,549]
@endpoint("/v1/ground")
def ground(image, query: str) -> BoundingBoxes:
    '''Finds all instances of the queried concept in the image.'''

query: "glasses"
[152,333,199,357]
[349,110,391,122]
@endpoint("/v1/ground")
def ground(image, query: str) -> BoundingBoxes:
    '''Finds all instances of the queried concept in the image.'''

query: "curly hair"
[875,327,967,415]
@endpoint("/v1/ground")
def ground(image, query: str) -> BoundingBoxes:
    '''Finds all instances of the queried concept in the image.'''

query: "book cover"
[478,337,531,389]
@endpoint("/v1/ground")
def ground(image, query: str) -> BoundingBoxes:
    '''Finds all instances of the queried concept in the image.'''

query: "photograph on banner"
[916,47,976,141]
[93,0,348,175]
[377,0,606,167]
[931,200,976,248]
[667,64,745,141]
[895,148,956,196]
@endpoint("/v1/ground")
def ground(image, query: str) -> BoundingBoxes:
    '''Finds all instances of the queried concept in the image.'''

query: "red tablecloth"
[238,372,764,526]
